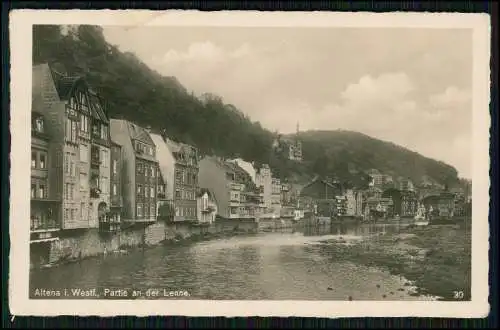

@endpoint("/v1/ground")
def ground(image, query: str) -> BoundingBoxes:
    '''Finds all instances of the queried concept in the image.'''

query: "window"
[38,184,46,199]
[158,184,165,194]
[151,167,155,177]
[137,163,143,175]
[144,204,149,218]
[150,204,155,217]
[145,186,149,198]
[31,152,37,168]
[101,177,108,194]
[70,209,75,221]
[34,117,44,133]
[65,183,70,200]
[64,208,69,221]
[144,165,149,177]
[92,124,100,137]
[150,187,155,198]
[112,183,117,196]
[31,150,48,169]
[175,190,181,199]
[31,183,36,198]
[101,150,108,167]
[175,207,179,216]
[137,204,143,217]
[80,115,89,133]
[64,154,69,174]
[80,145,88,162]
[81,203,86,219]
[69,183,74,200]
[101,125,108,140]
[137,185,142,196]
[71,120,78,142]
[70,160,75,176]
[112,160,117,175]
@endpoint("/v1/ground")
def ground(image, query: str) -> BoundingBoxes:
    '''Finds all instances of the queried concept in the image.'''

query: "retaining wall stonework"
[32,219,260,268]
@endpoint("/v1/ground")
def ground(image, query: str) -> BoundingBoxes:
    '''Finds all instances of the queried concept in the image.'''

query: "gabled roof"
[49,66,109,123]
[197,187,219,207]
[149,132,171,181]
[164,138,182,154]
[49,68,83,101]
[88,90,109,123]
[127,122,154,145]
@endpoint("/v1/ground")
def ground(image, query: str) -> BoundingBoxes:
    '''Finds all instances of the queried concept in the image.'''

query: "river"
[30,222,437,300]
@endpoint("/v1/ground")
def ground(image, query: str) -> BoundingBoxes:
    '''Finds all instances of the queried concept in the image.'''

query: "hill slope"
[32,25,460,188]
[294,130,459,188]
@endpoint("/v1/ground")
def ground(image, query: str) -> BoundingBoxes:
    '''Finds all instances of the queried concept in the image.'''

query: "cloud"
[155,41,252,65]
[297,75,472,178]
[134,38,472,177]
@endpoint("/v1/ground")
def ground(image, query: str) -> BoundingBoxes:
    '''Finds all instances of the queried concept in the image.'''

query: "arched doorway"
[98,202,108,224]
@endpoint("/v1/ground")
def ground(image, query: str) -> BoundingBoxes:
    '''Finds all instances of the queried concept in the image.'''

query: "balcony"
[30,217,60,243]
[229,183,243,191]
[30,218,60,233]
[201,205,216,214]
[99,214,121,232]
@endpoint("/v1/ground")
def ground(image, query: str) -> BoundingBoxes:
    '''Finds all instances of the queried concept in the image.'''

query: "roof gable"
[127,122,154,145]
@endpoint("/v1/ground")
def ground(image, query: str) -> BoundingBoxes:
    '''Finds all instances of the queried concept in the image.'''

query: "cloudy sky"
[102,26,472,178]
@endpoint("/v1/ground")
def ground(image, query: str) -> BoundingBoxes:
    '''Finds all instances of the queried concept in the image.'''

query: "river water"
[30,222,436,300]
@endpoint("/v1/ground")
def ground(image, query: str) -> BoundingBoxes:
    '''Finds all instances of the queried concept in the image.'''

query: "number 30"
[453,291,464,299]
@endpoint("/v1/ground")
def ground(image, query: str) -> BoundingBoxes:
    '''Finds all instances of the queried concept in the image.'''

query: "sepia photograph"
[9,10,490,318]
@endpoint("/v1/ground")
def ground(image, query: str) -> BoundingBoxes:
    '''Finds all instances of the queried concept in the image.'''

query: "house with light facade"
[255,164,272,213]
[196,188,218,224]
[271,177,282,217]
[344,189,357,216]
[199,156,260,220]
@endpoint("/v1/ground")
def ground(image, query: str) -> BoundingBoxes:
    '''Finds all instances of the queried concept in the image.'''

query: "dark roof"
[197,187,218,206]
[49,67,109,123]
[88,91,109,123]
[127,121,155,145]
[50,68,83,101]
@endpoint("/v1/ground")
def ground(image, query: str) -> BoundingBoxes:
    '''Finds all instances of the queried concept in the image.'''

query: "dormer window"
[92,123,100,138]
[34,117,44,133]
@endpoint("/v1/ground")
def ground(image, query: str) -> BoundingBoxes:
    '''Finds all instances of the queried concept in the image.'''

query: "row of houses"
[298,177,472,221]
[30,64,296,249]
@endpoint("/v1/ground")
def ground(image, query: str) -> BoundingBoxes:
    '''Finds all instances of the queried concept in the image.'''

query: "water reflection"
[30,221,431,300]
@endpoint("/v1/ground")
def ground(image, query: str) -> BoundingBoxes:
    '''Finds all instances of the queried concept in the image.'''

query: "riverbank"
[318,222,471,301]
